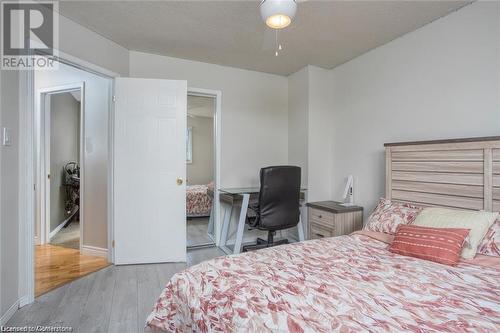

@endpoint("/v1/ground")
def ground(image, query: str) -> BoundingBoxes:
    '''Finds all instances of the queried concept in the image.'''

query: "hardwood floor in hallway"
[35,244,110,297]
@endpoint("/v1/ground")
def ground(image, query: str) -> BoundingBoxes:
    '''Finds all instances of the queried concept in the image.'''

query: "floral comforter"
[186,185,212,217]
[146,234,500,332]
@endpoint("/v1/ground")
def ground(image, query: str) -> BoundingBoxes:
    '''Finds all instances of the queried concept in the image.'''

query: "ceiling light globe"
[260,0,297,29]
[266,14,292,29]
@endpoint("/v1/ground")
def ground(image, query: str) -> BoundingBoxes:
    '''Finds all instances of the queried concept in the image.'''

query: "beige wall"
[36,63,111,251]
[1,10,129,321]
[287,65,333,202]
[0,70,20,319]
[286,65,332,240]
[307,66,333,202]
[285,1,500,221]
[49,93,80,232]
[58,14,129,76]
[288,67,308,188]
[329,1,500,219]
[187,116,214,186]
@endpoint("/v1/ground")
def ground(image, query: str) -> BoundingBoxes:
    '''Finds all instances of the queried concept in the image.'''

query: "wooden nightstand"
[306,201,363,239]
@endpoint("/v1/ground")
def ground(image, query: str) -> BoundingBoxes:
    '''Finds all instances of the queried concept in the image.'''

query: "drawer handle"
[315,233,325,238]
[318,215,323,218]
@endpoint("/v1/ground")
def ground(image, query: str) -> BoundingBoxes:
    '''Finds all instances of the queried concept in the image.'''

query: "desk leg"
[207,200,215,240]
[219,202,233,254]
[233,194,249,254]
[297,215,305,242]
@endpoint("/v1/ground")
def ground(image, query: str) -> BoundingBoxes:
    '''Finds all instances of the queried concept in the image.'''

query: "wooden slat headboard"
[384,136,500,212]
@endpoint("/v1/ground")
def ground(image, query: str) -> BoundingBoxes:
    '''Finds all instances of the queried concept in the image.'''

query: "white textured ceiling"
[58,1,470,76]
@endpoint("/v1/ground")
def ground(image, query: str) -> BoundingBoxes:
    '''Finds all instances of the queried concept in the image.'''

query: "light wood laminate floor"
[35,244,110,297]
[187,217,213,247]
[8,247,224,332]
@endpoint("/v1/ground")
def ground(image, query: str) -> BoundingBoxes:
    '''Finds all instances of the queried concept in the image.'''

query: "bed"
[147,231,499,332]
[148,137,500,332]
[186,183,213,218]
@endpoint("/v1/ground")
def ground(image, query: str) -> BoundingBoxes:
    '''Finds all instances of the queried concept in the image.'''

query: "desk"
[214,187,307,255]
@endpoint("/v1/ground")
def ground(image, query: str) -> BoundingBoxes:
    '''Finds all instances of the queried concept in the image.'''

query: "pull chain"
[275,29,279,56]
[275,29,283,56]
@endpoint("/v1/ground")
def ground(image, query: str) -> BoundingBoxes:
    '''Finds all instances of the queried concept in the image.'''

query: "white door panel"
[114,78,187,264]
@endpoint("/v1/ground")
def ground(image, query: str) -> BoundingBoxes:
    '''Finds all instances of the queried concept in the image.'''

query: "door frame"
[37,83,85,252]
[18,49,118,307]
[187,87,222,246]
[18,56,221,307]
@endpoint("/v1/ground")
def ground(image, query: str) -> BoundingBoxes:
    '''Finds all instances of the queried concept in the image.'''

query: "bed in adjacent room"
[148,137,500,332]
[186,182,214,218]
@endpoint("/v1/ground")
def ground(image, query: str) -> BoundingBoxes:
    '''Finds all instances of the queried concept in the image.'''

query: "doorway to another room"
[34,62,112,297]
[46,91,81,251]
[22,59,222,303]
[186,94,216,248]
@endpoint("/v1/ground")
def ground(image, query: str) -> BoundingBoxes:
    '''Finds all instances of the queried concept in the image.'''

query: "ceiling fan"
[260,0,304,56]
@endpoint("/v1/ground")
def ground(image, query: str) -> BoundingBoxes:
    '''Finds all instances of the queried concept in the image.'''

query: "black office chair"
[242,166,301,252]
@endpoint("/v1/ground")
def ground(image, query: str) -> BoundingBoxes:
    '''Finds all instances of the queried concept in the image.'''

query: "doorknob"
[176,178,183,185]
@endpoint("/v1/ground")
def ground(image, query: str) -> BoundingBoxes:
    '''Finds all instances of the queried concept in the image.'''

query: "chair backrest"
[257,166,301,231]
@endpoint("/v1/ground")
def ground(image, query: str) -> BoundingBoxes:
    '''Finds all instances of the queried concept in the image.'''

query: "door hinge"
[112,95,116,103]
[112,240,115,248]
[34,184,36,191]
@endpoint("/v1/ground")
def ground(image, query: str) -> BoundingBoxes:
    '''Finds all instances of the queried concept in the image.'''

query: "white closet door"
[114,78,187,264]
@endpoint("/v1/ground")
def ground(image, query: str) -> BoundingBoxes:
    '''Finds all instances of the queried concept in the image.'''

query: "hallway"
[35,244,109,297]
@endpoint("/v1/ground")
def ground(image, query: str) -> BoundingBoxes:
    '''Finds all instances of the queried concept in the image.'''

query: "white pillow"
[413,207,497,259]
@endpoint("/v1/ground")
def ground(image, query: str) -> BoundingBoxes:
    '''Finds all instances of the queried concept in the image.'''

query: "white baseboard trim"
[18,295,31,308]
[81,245,108,258]
[0,299,19,325]
[48,220,66,240]
[49,209,78,240]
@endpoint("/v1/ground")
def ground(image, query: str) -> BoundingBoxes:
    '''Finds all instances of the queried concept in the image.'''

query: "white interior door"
[114,78,187,264]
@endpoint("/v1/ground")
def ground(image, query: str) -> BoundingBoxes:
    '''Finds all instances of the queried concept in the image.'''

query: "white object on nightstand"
[2,127,12,146]
[340,175,354,207]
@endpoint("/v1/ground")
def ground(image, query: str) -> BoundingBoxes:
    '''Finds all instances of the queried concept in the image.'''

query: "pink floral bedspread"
[146,234,500,332]
[186,185,212,217]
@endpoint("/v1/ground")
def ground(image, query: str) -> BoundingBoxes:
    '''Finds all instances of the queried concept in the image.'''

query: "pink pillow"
[389,225,470,266]
[477,216,500,257]
[364,198,422,234]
